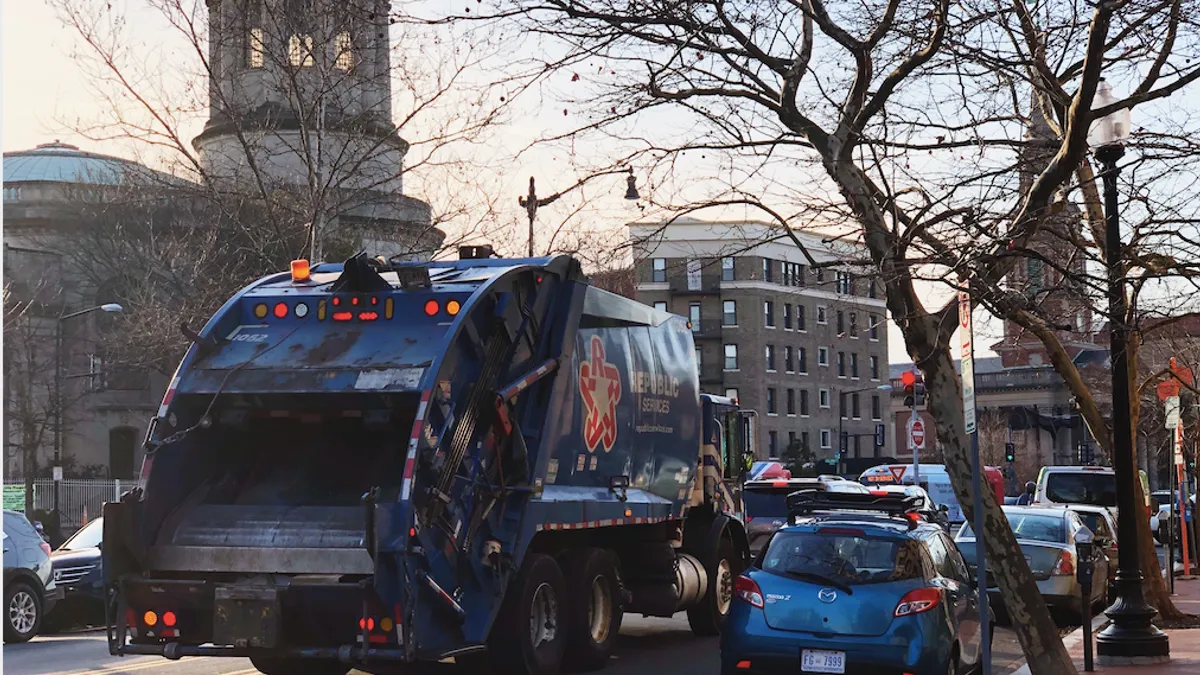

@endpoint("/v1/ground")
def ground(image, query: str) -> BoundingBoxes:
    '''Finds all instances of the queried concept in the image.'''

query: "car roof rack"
[786,489,927,530]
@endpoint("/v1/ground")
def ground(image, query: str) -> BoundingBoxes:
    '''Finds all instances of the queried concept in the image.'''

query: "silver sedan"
[954,505,1109,622]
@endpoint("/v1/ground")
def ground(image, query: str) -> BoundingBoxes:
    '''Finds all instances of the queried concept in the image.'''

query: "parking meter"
[1076,526,1095,672]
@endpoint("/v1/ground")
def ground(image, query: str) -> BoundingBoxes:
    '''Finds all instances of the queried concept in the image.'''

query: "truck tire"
[687,537,737,637]
[490,553,567,675]
[249,656,349,675]
[4,580,42,643]
[561,548,623,671]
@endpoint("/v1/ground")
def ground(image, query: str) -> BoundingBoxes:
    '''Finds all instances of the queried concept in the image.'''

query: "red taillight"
[163,611,177,627]
[745,516,755,523]
[894,587,941,617]
[734,575,764,609]
[870,490,889,496]
[736,660,752,670]
[1053,551,1076,576]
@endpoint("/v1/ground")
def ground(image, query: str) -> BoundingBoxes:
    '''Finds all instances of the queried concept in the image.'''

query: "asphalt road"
[6,615,1028,675]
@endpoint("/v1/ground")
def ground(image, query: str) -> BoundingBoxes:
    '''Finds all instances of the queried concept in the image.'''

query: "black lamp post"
[1089,79,1170,664]
[53,302,124,520]
[518,167,639,257]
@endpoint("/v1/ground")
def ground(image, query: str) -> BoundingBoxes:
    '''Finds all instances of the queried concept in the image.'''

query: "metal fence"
[2,479,127,531]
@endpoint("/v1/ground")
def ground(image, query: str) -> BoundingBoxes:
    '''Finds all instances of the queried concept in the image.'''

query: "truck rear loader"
[103,251,754,675]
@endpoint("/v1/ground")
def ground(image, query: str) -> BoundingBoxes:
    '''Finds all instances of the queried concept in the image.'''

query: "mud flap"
[213,585,281,649]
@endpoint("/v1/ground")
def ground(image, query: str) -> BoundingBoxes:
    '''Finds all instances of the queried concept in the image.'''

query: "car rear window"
[742,488,794,518]
[761,530,926,585]
[961,513,1067,543]
[1046,473,1117,507]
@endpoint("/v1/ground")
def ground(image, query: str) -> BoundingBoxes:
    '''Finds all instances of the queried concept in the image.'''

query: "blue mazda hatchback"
[721,491,990,675]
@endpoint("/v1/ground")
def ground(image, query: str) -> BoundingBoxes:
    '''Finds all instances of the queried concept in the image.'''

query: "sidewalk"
[1015,577,1200,674]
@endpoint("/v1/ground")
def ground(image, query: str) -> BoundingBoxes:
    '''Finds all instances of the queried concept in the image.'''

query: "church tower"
[993,94,1098,367]
[193,0,441,259]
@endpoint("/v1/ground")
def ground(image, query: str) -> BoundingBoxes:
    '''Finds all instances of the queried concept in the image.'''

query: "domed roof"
[3,141,169,186]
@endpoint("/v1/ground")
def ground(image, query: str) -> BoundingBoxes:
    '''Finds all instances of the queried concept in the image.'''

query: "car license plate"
[801,649,846,673]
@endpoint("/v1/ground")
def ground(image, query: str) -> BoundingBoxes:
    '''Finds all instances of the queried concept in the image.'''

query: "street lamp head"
[100,303,124,313]
[876,384,894,392]
[624,171,640,201]
[1088,79,1132,149]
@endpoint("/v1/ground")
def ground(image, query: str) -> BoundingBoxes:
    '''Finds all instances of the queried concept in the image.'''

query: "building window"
[870,314,880,340]
[248,27,265,68]
[869,279,878,299]
[854,435,861,457]
[785,346,794,373]
[764,300,775,327]
[723,300,737,326]
[798,347,809,374]
[725,387,739,400]
[722,257,735,281]
[724,344,738,370]
[762,258,774,283]
[852,393,861,419]
[765,345,776,371]
[849,312,858,338]
[837,271,853,294]
[837,310,845,334]
[109,427,139,479]
[850,353,859,379]
[767,388,777,415]
[654,301,667,313]
[872,395,882,420]
[785,262,806,287]
[689,303,701,332]
[870,355,880,380]
[837,351,846,377]
[820,429,832,449]
[840,392,847,418]
[334,31,354,71]
[289,34,315,67]
[816,267,825,283]
[802,430,810,451]
[789,431,797,448]
[818,347,830,367]
[695,346,703,369]
[769,430,778,455]
[817,306,828,324]
[784,304,793,330]
[787,389,796,415]
[797,305,806,331]
[652,258,666,282]
[800,389,810,416]
[819,388,831,408]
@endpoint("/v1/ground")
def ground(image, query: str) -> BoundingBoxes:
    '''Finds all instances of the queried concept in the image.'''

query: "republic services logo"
[579,336,622,453]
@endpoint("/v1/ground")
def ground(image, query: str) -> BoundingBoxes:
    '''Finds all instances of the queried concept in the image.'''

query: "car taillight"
[39,541,52,557]
[894,587,941,617]
[745,516,755,523]
[1053,551,1075,576]
[734,575,764,609]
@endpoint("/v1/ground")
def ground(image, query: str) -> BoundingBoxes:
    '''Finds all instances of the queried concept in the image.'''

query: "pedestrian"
[1016,481,1036,505]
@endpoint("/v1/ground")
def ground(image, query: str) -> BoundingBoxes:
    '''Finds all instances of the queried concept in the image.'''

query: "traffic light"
[914,382,925,407]
[901,371,917,407]
[1005,442,1015,463]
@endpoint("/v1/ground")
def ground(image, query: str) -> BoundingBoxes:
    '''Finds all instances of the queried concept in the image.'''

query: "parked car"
[45,517,105,631]
[867,484,952,532]
[723,490,990,675]
[743,477,871,556]
[3,509,62,642]
[1058,504,1117,598]
[956,506,1108,623]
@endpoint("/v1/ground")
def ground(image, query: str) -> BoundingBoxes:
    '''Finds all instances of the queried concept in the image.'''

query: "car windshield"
[761,530,925,586]
[1045,473,1117,507]
[960,512,1067,543]
[60,518,103,551]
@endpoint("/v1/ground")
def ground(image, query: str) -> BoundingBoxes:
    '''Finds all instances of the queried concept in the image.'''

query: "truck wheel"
[562,548,623,671]
[490,553,567,675]
[4,580,42,643]
[249,656,349,675]
[687,537,737,637]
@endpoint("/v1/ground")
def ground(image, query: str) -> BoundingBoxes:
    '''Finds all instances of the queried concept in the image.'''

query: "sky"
[0,0,1059,367]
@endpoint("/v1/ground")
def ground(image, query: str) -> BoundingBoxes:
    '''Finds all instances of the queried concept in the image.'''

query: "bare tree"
[406,0,1200,670]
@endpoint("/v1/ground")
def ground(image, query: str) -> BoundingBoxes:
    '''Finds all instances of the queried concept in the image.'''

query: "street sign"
[875,423,886,447]
[909,417,927,450]
[1166,395,1181,430]
[2,485,25,511]
[959,289,977,434]
[889,465,907,482]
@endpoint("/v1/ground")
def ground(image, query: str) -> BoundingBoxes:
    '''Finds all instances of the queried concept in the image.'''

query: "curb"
[1009,612,1109,675]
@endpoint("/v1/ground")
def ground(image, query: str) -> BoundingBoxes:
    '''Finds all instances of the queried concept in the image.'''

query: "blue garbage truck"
[103,250,754,675]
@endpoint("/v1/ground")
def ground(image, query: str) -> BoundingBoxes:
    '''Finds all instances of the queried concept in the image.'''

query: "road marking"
[61,661,257,675]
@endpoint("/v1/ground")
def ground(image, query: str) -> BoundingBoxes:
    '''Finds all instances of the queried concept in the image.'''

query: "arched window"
[109,427,138,479]
[286,0,314,67]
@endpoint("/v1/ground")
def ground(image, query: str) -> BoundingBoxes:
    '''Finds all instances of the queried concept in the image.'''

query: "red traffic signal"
[900,371,917,388]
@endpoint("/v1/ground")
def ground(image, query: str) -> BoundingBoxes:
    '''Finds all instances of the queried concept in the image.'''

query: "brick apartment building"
[629,219,890,468]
